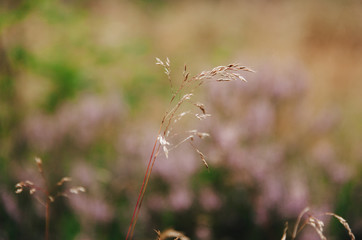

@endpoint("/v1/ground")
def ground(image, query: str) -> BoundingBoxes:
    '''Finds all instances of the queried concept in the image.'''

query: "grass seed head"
[288,208,355,240]
[155,229,190,240]
[307,216,326,240]
[326,213,355,240]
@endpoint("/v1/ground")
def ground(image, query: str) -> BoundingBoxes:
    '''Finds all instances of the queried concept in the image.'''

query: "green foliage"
[58,212,81,239]
[0,0,39,30]
[42,60,88,112]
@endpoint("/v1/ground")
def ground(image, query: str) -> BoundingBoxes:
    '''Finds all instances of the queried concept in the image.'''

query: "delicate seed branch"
[15,157,85,240]
[283,207,355,240]
[126,58,252,240]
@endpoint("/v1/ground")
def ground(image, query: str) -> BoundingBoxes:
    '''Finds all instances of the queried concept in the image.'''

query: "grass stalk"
[126,126,162,240]
[15,158,85,240]
[45,199,50,240]
[125,59,252,240]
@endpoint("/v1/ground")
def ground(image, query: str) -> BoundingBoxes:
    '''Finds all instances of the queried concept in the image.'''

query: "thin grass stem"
[129,144,162,239]
[126,126,162,240]
[45,199,49,240]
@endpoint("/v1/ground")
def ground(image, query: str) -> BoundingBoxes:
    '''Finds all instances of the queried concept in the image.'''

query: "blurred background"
[0,0,361,239]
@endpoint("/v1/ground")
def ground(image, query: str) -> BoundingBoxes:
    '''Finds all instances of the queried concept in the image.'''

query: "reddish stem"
[129,144,161,239]
[125,131,160,240]
[126,81,188,239]
[45,199,49,240]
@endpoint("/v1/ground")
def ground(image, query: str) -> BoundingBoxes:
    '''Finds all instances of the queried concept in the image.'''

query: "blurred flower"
[0,187,21,223]
[153,146,198,185]
[23,94,126,151]
[244,99,275,138]
[168,187,193,212]
[199,187,222,211]
[147,194,168,212]
[71,162,98,190]
[202,61,351,226]
[69,194,114,223]
[311,140,352,183]
[196,225,211,240]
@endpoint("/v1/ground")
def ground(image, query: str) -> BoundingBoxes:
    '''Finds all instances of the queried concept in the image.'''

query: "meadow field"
[0,0,361,239]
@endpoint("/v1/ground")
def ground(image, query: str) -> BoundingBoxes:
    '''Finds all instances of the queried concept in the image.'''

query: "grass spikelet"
[69,186,86,194]
[35,157,43,173]
[156,57,173,92]
[189,139,208,169]
[194,102,206,114]
[196,148,209,169]
[195,113,211,120]
[57,177,72,186]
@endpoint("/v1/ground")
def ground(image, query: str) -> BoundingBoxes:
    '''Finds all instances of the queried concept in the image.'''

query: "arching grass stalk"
[125,127,162,240]
[281,207,355,240]
[126,58,253,240]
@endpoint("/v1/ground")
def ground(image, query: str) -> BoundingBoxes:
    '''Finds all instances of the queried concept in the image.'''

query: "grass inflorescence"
[280,207,355,240]
[126,58,253,240]
[15,157,85,240]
